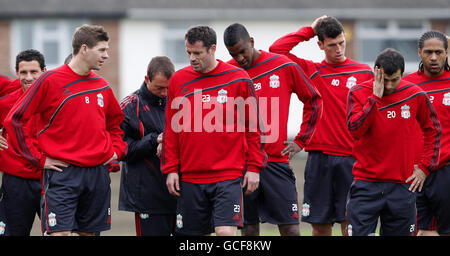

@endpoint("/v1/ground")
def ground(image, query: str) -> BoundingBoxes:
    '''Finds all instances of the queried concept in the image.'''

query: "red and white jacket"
[347,79,441,182]
[162,60,267,184]
[3,64,127,168]
[228,50,322,163]
[404,70,450,170]
[270,26,374,156]
[0,81,41,179]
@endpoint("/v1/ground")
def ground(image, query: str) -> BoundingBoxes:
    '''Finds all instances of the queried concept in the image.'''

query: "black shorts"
[0,173,41,236]
[244,162,299,226]
[0,177,8,236]
[41,165,111,234]
[0,193,6,236]
[302,151,354,224]
[134,213,175,236]
[346,180,416,236]
[175,178,243,236]
[416,164,450,234]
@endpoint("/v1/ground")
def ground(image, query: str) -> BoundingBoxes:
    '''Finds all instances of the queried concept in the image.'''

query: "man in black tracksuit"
[119,56,177,236]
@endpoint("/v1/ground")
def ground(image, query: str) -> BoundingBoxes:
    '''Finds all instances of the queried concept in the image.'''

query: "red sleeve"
[243,78,267,173]
[289,63,323,148]
[0,90,18,128]
[415,93,441,174]
[269,26,317,72]
[3,72,51,168]
[346,86,380,140]
[105,89,127,160]
[161,76,180,174]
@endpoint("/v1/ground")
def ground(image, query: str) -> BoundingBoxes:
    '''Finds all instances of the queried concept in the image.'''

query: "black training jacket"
[118,82,177,214]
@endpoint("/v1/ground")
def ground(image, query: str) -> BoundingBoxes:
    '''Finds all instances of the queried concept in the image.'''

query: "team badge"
[107,207,111,224]
[347,224,353,236]
[48,212,57,227]
[97,93,104,107]
[140,213,149,219]
[443,92,450,106]
[301,203,310,217]
[0,221,5,235]
[269,74,280,88]
[346,76,357,89]
[401,104,410,119]
[176,214,183,229]
[217,89,228,104]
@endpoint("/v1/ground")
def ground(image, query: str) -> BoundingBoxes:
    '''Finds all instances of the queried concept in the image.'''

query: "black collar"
[139,81,166,107]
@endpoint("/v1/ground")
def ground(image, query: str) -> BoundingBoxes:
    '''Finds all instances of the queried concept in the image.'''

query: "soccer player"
[223,23,322,236]
[346,48,441,236]
[162,25,267,236]
[3,24,127,236]
[269,16,374,235]
[404,30,450,236]
[0,49,46,236]
[119,56,177,236]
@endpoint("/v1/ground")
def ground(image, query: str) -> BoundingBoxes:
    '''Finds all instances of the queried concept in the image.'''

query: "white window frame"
[163,23,190,70]
[11,19,89,72]
[356,20,430,73]
[162,22,207,70]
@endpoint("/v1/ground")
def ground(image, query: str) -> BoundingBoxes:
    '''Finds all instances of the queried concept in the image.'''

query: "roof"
[0,0,449,19]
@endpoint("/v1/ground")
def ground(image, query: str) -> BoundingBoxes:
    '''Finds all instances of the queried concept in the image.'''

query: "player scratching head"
[373,48,405,96]
[314,16,346,65]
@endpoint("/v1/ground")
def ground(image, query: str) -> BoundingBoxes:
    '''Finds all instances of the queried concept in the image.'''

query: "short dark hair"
[223,23,251,47]
[419,30,448,50]
[185,25,216,50]
[72,24,109,55]
[315,16,344,42]
[418,30,450,72]
[374,48,405,75]
[147,56,175,81]
[15,49,46,72]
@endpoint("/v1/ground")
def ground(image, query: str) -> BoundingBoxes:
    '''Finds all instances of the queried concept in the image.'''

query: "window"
[163,22,204,70]
[11,19,88,71]
[163,23,191,70]
[356,20,430,73]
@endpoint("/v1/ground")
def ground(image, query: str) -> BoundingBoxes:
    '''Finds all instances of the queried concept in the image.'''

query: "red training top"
[228,50,323,163]
[0,81,41,179]
[3,64,127,168]
[347,79,441,182]
[162,60,267,184]
[0,74,20,97]
[269,26,374,156]
[404,70,450,169]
